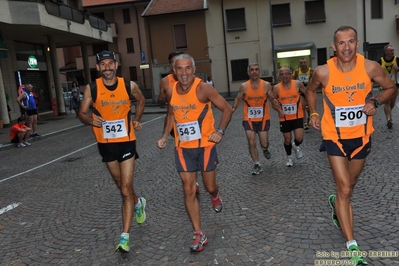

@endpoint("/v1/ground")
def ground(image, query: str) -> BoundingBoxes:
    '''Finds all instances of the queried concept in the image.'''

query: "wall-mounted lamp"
[47,47,50,52]
[99,30,103,36]
[67,21,71,28]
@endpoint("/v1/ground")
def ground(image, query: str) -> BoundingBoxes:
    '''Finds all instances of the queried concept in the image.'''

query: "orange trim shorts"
[175,145,218,172]
[320,137,371,160]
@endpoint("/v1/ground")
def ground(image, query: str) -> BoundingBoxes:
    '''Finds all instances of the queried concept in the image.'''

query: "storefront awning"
[274,42,315,52]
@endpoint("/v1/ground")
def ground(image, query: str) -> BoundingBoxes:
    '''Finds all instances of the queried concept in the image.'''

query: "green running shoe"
[348,245,368,265]
[115,235,129,253]
[328,194,340,228]
[135,197,146,224]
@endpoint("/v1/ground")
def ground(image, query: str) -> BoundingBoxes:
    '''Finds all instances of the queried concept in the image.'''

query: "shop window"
[272,4,291,27]
[226,8,246,31]
[305,0,326,24]
[231,59,249,81]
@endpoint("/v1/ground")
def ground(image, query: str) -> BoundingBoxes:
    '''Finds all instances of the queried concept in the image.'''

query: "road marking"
[0,115,165,184]
[0,202,21,215]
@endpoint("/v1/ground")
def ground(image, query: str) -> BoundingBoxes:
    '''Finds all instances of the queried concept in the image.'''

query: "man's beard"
[101,70,116,80]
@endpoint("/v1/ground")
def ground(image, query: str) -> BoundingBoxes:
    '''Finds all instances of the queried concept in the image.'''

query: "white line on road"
[0,115,165,184]
[0,202,21,215]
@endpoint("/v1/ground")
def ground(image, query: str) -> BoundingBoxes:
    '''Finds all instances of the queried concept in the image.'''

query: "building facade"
[0,0,112,125]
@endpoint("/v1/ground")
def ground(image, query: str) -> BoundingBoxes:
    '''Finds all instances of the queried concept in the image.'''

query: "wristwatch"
[216,128,225,135]
[371,98,381,108]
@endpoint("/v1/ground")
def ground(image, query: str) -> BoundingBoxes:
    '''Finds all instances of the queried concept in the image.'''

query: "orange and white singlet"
[322,54,374,141]
[91,77,136,143]
[243,80,270,127]
[278,80,304,122]
[170,77,216,148]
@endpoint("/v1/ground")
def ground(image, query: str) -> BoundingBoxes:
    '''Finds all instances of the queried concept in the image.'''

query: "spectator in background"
[17,84,40,137]
[10,116,32,147]
[71,81,80,117]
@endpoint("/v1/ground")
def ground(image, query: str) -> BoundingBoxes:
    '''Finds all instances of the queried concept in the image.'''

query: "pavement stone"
[0,91,399,265]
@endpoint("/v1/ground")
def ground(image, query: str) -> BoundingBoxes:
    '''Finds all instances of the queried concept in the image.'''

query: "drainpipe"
[269,0,277,83]
[362,0,368,58]
[133,5,148,94]
[221,0,231,97]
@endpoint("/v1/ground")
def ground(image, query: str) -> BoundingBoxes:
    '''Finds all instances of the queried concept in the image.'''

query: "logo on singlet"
[346,91,356,102]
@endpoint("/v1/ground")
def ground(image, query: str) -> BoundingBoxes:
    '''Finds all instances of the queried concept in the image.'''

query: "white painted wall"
[206,0,399,95]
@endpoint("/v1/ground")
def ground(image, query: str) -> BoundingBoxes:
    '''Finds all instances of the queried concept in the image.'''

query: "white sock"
[135,199,142,208]
[346,240,357,249]
[255,161,260,165]
[121,232,129,238]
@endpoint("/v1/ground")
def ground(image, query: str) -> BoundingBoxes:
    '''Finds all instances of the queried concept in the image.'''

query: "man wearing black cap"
[78,50,146,253]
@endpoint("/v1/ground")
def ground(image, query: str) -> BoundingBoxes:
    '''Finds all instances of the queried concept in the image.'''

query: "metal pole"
[269,0,277,83]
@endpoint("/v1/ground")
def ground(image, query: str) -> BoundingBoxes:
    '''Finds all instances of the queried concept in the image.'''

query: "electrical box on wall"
[262,69,269,75]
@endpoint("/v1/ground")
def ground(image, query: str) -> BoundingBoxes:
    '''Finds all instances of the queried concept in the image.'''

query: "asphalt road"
[0,92,398,265]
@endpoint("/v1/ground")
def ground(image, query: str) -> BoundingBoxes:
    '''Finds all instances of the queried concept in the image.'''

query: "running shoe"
[135,197,146,224]
[251,163,262,175]
[285,156,294,167]
[348,245,368,265]
[190,230,208,252]
[292,143,303,159]
[115,235,129,253]
[196,182,200,195]
[304,123,310,130]
[23,141,31,146]
[328,194,340,228]
[211,193,223,212]
[387,120,393,129]
[17,142,26,148]
[263,148,271,159]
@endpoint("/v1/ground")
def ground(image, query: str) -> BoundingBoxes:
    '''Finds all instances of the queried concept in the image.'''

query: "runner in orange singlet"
[272,67,307,167]
[157,54,233,253]
[78,50,146,253]
[232,63,274,175]
[307,26,397,265]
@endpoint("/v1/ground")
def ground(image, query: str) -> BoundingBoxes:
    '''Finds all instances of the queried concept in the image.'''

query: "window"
[129,66,138,81]
[126,38,134,53]
[92,43,109,55]
[231,59,249,81]
[123,9,131,23]
[371,0,382,19]
[305,0,326,24]
[92,12,105,19]
[271,4,291,27]
[173,24,188,49]
[317,48,327,65]
[226,8,246,31]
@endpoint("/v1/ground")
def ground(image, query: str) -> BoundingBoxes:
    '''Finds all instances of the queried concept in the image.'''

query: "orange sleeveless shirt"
[92,77,136,143]
[322,54,374,140]
[243,80,270,127]
[278,80,304,122]
[167,74,177,87]
[170,77,215,148]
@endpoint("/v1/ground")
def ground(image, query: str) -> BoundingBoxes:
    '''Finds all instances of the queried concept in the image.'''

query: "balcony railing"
[10,0,109,32]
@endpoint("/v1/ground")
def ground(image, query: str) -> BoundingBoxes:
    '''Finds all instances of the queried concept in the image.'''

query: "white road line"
[0,115,165,184]
[0,202,21,215]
